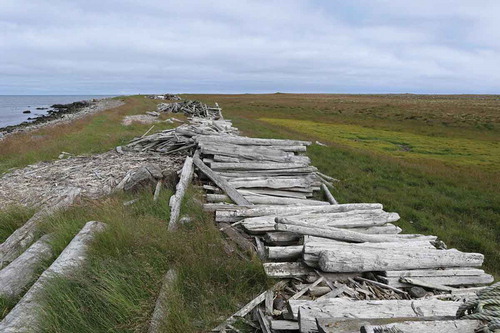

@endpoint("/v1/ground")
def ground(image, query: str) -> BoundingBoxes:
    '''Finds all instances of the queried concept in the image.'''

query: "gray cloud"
[0,0,498,94]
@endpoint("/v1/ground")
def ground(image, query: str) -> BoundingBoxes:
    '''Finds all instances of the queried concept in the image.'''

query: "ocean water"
[0,95,114,128]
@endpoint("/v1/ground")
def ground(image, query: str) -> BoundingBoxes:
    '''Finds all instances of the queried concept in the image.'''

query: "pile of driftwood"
[157,100,223,118]
[152,104,495,332]
[146,94,181,100]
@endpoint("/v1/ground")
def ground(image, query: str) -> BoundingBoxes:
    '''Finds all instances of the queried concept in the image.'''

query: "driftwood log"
[168,157,194,231]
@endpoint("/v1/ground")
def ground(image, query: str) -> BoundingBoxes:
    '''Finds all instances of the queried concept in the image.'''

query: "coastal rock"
[22,110,31,114]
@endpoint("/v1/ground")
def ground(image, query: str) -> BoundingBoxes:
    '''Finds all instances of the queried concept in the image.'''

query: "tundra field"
[0,93,498,331]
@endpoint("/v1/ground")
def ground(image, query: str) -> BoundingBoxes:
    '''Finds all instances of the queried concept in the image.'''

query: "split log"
[212,290,267,331]
[295,299,461,332]
[0,187,80,269]
[380,274,494,288]
[193,154,252,206]
[263,232,301,245]
[0,221,106,332]
[321,184,338,205]
[271,320,299,331]
[215,203,383,222]
[197,135,311,147]
[168,157,194,230]
[153,180,163,202]
[149,269,177,333]
[361,319,483,333]
[219,223,255,256]
[210,162,310,171]
[266,246,302,261]
[275,219,430,243]
[0,234,54,300]
[318,246,484,272]
[206,194,328,206]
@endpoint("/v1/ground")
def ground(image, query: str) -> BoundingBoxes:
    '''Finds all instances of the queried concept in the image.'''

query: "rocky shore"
[0,98,124,140]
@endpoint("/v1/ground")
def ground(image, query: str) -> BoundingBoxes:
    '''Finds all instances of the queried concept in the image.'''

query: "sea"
[0,95,115,128]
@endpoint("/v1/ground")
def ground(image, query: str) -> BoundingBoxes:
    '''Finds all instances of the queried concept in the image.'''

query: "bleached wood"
[228,178,313,190]
[153,180,163,202]
[0,187,80,269]
[271,320,299,331]
[263,262,312,278]
[263,232,301,245]
[197,135,311,147]
[215,167,318,177]
[383,268,487,277]
[238,189,308,199]
[212,290,267,331]
[321,184,338,205]
[168,157,194,230]
[380,274,494,288]
[193,154,252,206]
[266,245,302,261]
[290,277,325,301]
[207,194,328,206]
[296,299,461,332]
[275,219,430,243]
[211,162,310,171]
[215,203,383,222]
[319,246,484,272]
[0,234,54,300]
[361,319,483,333]
[0,221,106,332]
[149,269,177,333]
[219,223,255,255]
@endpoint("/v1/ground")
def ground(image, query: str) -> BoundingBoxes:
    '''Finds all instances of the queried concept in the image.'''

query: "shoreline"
[0,97,124,140]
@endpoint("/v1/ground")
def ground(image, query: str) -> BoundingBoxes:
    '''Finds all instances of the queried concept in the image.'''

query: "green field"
[0,94,498,331]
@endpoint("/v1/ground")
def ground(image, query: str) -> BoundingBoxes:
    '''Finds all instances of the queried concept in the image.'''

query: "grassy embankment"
[0,96,266,331]
[188,93,500,278]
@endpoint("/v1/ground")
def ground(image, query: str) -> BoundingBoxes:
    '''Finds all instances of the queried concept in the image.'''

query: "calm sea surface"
[0,95,115,128]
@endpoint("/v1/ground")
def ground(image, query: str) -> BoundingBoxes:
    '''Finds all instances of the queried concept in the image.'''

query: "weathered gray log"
[211,162,310,171]
[321,184,338,205]
[361,319,483,333]
[219,223,255,256]
[295,299,461,332]
[263,232,301,245]
[153,180,163,202]
[266,245,302,261]
[380,274,494,288]
[207,194,328,206]
[0,234,54,300]
[275,219,429,243]
[262,262,359,281]
[168,157,194,231]
[227,178,314,190]
[215,167,318,177]
[238,189,308,199]
[149,269,177,333]
[256,308,272,333]
[383,268,487,277]
[0,187,80,269]
[193,154,252,206]
[319,246,484,272]
[0,221,106,332]
[303,237,436,267]
[197,135,311,147]
[271,320,299,331]
[215,203,383,222]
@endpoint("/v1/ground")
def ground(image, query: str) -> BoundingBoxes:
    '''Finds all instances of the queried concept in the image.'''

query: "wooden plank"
[207,194,328,206]
[266,245,302,261]
[321,184,338,205]
[383,268,487,277]
[380,274,494,288]
[168,157,194,230]
[212,291,267,331]
[361,319,483,333]
[271,320,299,331]
[263,262,311,278]
[263,232,301,245]
[219,223,256,256]
[210,162,310,171]
[319,247,484,272]
[193,154,252,206]
[149,269,177,333]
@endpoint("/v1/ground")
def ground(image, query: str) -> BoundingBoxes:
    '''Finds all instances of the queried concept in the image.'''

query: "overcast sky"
[0,0,499,94]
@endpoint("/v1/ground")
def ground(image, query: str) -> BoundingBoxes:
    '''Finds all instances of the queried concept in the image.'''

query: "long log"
[380,274,494,288]
[0,187,80,269]
[215,203,383,222]
[210,162,310,171]
[238,189,308,199]
[197,135,311,146]
[361,320,483,333]
[149,269,177,333]
[215,167,318,177]
[0,221,106,332]
[296,299,461,332]
[193,154,252,206]
[0,234,54,300]
[168,157,194,231]
[227,178,314,190]
[383,268,488,277]
[319,247,484,272]
[275,219,429,243]
[206,194,328,206]
[262,262,359,281]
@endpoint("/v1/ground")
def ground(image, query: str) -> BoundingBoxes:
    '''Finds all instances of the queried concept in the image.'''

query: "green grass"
[31,185,265,332]
[0,205,35,243]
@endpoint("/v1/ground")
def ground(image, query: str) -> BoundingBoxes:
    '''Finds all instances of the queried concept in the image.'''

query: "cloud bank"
[0,0,498,94]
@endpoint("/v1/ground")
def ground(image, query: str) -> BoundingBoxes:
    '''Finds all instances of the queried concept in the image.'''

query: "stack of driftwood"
[158,104,495,332]
[157,100,223,118]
